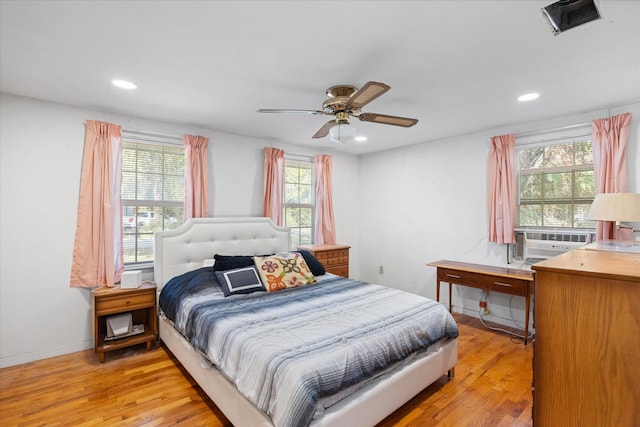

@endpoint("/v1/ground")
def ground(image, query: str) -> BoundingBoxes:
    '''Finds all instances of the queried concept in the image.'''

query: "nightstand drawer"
[95,292,155,313]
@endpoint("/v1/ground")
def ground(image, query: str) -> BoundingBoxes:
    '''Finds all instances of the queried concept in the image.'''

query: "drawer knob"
[446,274,461,279]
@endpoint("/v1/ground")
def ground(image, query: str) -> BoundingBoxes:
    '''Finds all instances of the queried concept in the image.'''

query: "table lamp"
[587,192,640,252]
[588,193,640,230]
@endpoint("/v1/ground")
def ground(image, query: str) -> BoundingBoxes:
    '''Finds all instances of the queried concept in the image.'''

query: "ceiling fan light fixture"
[329,123,357,144]
[257,81,418,140]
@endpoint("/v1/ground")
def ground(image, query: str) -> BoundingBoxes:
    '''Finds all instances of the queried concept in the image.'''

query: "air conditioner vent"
[513,230,594,262]
[527,232,591,243]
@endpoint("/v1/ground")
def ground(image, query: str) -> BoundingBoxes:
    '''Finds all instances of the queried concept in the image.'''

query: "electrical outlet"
[379,266,384,274]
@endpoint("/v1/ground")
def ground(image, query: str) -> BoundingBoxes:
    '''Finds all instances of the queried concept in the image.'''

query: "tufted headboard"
[154,217,291,290]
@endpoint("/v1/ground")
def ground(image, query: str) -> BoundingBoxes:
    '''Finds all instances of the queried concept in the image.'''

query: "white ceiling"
[1,1,639,155]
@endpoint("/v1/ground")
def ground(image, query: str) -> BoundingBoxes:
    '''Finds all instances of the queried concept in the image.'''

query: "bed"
[154,217,458,427]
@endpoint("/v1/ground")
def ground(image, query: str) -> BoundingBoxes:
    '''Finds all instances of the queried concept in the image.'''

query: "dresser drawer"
[438,268,530,296]
[316,249,348,265]
[325,249,349,258]
[95,291,155,313]
[326,265,349,277]
[315,252,328,262]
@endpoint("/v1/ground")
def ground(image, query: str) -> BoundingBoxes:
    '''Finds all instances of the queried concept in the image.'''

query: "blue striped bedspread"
[159,268,458,427]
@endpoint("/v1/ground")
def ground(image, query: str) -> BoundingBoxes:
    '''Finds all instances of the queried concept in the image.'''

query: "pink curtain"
[488,134,516,244]
[592,112,632,240]
[184,134,209,220]
[70,120,123,288]
[263,147,285,225]
[314,154,337,244]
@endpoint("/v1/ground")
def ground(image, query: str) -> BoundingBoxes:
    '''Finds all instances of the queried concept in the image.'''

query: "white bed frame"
[154,217,457,427]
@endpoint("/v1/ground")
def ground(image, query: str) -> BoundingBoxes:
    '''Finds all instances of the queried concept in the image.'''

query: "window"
[121,134,185,264]
[516,129,596,230]
[283,158,314,247]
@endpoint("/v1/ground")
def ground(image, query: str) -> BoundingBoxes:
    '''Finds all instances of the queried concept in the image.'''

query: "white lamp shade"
[587,193,640,222]
[329,123,356,144]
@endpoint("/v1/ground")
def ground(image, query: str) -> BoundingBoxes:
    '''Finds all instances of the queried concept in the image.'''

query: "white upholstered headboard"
[154,217,291,290]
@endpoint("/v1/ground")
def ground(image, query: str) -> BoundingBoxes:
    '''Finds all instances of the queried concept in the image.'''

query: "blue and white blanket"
[159,268,458,427]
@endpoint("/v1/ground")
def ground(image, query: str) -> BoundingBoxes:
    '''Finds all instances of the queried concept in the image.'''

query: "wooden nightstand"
[297,244,350,277]
[92,282,157,363]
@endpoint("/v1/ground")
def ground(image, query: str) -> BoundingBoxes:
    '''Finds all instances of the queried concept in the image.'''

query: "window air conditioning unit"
[513,230,594,263]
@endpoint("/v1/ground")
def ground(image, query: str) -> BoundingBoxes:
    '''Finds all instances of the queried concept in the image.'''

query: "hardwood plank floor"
[0,314,533,426]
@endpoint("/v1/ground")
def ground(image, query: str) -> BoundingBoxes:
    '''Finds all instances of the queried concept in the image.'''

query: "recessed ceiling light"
[111,79,137,90]
[355,136,367,142]
[518,93,540,102]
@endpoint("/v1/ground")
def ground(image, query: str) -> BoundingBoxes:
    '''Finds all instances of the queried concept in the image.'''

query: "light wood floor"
[0,314,533,426]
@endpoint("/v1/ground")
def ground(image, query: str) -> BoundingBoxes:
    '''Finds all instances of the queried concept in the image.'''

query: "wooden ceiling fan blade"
[347,81,391,110]
[257,109,324,115]
[357,113,418,127]
[312,120,337,138]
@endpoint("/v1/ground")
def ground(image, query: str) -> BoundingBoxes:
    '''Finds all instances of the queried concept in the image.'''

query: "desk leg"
[436,278,453,313]
[524,293,530,345]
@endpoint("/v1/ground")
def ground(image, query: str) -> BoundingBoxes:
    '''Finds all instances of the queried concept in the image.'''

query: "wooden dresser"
[297,244,350,277]
[531,249,640,426]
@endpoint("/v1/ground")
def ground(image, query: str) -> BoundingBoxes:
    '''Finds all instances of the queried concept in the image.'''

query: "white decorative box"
[121,270,142,289]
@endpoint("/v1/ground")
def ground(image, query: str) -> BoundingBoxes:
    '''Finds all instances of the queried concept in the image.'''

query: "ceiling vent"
[542,0,601,35]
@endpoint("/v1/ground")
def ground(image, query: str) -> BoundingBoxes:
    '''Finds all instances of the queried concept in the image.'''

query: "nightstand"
[297,244,350,277]
[92,282,157,363]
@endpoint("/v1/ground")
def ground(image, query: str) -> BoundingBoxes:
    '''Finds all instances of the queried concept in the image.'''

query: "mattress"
[159,269,459,427]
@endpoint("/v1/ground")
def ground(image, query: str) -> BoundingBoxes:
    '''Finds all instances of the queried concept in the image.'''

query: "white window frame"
[283,154,315,248]
[515,125,596,231]
[121,131,185,267]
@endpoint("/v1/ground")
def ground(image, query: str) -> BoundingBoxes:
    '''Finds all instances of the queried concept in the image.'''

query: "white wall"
[0,93,360,367]
[1,92,638,367]
[358,102,640,330]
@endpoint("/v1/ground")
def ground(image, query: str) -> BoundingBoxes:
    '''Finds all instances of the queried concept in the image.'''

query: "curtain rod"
[123,128,183,140]
[515,122,591,139]
[285,151,315,159]
[122,128,183,145]
[515,100,639,139]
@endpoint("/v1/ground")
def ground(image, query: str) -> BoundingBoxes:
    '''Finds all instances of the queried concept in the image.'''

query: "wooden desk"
[427,260,535,344]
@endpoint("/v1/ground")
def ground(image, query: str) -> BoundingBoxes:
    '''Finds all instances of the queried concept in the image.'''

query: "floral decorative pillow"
[253,252,317,292]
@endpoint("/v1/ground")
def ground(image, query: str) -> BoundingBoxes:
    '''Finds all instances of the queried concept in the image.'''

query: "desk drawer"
[439,268,530,296]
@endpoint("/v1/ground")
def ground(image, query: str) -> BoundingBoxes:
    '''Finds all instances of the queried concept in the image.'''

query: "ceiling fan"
[257,81,418,143]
